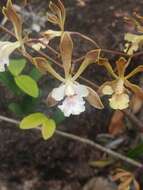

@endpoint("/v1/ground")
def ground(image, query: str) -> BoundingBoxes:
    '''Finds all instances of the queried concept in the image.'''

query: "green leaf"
[30,67,43,81]
[9,96,40,116]
[15,75,39,97]
[20,113,46,129]
[53,109,65,124]
[20,96,40,114]
[127,142,143,159]
[42,119,56,140]
[0,72,22,96]
[20,113,56,140]
[8,59,26,76]
[8,102,23,116]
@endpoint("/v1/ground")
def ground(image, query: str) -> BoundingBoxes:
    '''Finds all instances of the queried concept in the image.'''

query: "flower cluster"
[33,32,104,117]
[1,0,143,117]
[98,57,143,110]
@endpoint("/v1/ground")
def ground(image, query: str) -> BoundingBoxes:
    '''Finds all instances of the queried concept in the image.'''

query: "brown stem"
[27,39,59,56]
[132,51,143,58]
[0,115,142,168]
[123,110,143,132]
[0,25,16,38]
[73,49,128,64]
[101,49,129,57]
[69,31,100,48]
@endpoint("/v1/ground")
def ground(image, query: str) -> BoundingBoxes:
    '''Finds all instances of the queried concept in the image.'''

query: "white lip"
[58,95,86,117]
[0,41,21,72]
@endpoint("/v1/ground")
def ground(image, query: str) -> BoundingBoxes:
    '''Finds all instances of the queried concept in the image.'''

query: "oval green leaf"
[20,113,46,129]
[42,119,56,140]
[15,75,39,97]
[20,113,56,140]
[8,59,26,76]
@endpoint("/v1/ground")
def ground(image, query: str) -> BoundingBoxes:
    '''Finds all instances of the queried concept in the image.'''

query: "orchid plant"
[1,1,143,188]
[33,34,104,117]
[32,0,104,117]
[1,0,143,141]
[98,57,143,110]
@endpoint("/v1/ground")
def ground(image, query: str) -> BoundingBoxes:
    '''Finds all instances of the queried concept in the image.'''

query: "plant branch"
[1,26,143,138]
[0,115,142,168]
[101,49,129,57]
[123,110,143,132]
[132,51,143,58]
[73,49,129,64]
[69,31,100,48]
[27,39,60,56]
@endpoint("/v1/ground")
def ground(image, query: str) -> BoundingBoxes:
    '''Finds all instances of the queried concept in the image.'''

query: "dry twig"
[0,115,142,168]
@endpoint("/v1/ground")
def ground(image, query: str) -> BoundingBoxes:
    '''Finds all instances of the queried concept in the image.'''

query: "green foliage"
[8,95,40,116]
[127,142,143,159]
[0,71,22,96]
[15,75,39,98]
[8,102,23,116]
[0,57,65,141]
[41,118,56,140]
[8,59,26,76]
[19,95,40,114]
[30,67,43,82]
[20,113,56,140]
[20,113,45,129]
[53,109,65,124]
[0,59,43,116]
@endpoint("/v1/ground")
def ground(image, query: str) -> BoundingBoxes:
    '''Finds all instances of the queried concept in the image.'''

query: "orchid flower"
[0,41,21,72]
[0,0,23,72]
[40,0,66,43]
[124,13,143,55]
[47,0,66,32]
[33,32,104,117]
[98,57,143,110]
[124,33,143,55]
[31,1,65,50]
